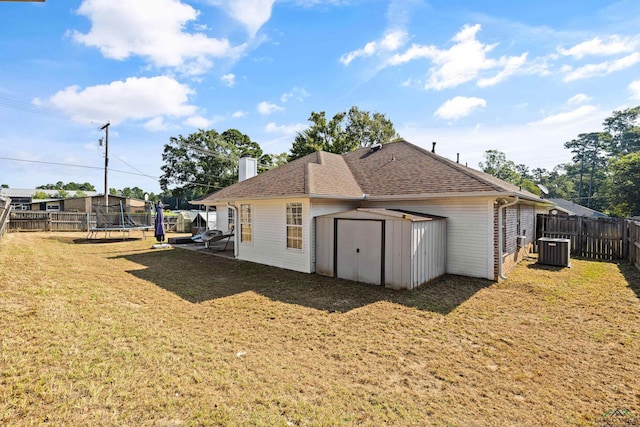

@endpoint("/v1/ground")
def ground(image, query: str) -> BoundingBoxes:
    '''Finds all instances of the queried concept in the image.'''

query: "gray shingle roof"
[198,140,541,203]
[546,198,608,218]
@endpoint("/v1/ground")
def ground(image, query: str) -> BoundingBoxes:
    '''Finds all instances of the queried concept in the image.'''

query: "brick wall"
[493,203,499,280]
[501,203,535,277]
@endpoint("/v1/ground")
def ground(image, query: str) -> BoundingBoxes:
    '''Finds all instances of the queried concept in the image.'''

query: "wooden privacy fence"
[630,221,640,271]
[536,214,629,261]
[0,197,11,241]
[8,211,152,232]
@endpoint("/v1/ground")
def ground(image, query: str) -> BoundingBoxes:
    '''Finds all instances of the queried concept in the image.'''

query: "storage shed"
[176,211,216,233]
[315,208,446,290]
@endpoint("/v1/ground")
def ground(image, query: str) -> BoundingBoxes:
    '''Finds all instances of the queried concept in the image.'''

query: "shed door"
[336,219,383,285]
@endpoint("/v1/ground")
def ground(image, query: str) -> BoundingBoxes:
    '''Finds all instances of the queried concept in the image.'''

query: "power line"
[0,156,159,179]
[0,96,101,125]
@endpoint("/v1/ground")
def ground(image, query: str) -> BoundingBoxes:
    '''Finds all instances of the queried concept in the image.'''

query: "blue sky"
[1,0,640,194]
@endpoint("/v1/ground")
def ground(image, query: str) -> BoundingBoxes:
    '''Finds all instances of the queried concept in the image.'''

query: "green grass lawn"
[1,232,639,426]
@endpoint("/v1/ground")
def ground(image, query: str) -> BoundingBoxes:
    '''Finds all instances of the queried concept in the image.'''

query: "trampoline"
[86,201,153,239]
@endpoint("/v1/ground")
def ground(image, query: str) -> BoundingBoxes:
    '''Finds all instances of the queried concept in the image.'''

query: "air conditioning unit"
[538,237,571,267]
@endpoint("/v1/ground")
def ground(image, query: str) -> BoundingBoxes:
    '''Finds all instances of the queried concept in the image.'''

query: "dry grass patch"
[1,232,639,426]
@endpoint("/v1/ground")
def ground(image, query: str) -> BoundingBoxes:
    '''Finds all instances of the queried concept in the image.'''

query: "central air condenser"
[537,237,571,267]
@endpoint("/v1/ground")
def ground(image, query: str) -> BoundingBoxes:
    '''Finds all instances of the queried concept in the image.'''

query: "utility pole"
[100,121,110,207]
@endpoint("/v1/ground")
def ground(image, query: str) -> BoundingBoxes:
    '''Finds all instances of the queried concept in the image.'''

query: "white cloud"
[221,73,236,87]
[264,122,308,135]
[567,93,591,105]
[477,53,528,87]
[340,30,409,65]
[183,115,213,128]
[232,110,248,118]
[387,24,527,90]
[534,105,597,125]
[629,80,640,100]
[558,35,638,59]
[563,52,640,81]
[400,107,607,172]
[208,0,275,37]
[144,117,169,131]
[280,87,309,103]
[72,0,245,74]
[257,101,284,115]
[434,96,486,120]
[39,76,197,125]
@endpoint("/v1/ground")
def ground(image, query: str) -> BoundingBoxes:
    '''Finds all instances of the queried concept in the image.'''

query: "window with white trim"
[228,207,235,232]
[239,204,252,243]
[286,202,303,250]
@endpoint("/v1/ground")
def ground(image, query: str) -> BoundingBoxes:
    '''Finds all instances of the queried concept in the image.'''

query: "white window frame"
[228,207,235,232]
[239,204,252,243]
[286,202,303,251]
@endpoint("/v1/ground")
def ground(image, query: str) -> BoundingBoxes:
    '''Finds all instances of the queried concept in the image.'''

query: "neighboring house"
[29,195,145,213]
[545,198,608,218]
[195,140,552,287]
[0,188,99,211]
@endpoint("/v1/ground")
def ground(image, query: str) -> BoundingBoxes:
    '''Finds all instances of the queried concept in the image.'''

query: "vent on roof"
[370,143,382,152]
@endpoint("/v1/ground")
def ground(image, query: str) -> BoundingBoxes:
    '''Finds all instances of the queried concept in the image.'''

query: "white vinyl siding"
[362,197,495,280]
[232,199,311,273]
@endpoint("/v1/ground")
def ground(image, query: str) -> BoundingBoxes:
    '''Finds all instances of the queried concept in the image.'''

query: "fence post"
[623,219,629,260]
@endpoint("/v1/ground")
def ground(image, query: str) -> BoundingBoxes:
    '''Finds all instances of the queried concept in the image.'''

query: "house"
[545,198,608,218]
[0,188,99,210]
[195,140,551,288]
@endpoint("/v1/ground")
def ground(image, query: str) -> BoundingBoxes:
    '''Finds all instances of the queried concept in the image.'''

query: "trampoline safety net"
[90,202,153,230]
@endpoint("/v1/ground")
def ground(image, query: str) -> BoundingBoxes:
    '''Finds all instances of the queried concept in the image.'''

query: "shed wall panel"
[315,217,334,276]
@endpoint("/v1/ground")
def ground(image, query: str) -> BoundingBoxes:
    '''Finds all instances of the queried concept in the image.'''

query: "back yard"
[1,232,639,426]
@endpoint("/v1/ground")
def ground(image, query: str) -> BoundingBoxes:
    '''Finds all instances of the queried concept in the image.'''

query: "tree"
[37,182,96,191]
[33,190,48,199]
[479,150,520,184]
[260,152,288,171]
[564,132,608,208]
[288,106,400,161]
[160,128,264,199]
[54,189,69,199]
[118,186,146,200]
[344,106,400,149]
[1,184,8,188]
[607,152,640,217]
[603,106,640,156]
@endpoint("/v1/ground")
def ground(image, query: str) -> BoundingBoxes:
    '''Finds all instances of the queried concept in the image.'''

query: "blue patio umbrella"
[154,201,165,242]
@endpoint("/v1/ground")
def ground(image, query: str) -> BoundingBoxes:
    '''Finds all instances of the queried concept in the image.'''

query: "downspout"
[227,202,238,259]
[498,196,519,280]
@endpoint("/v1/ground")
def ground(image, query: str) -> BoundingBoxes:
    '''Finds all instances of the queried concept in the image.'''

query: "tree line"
[479,106,640,217]
[158,106,399,207]
[13,104,637,217]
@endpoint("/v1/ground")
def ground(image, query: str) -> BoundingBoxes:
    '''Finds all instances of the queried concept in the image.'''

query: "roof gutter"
[498,196,519,281]
[195,191,551,206]
[227,202,238,259]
